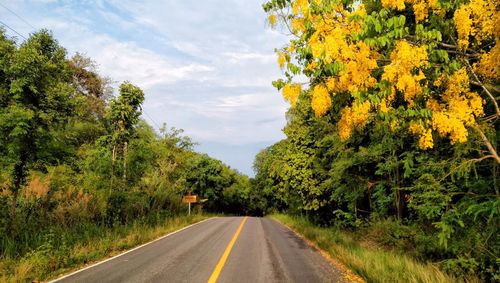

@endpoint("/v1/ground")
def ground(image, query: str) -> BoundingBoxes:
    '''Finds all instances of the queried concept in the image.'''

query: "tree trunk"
[123,141,128,181]
[395,189,403,221]
[367,181,374,214]
[395,166,403,221]
[8,184,19,238]
[8,155,27,238]
[112,145,116,175]
[111,144,116,188]
[494,163,499,196]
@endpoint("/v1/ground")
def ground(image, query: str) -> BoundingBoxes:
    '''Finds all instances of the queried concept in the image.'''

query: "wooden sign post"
[182,195,197,216]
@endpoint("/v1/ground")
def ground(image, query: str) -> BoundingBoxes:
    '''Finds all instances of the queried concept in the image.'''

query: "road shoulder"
[48,216,215,282]
[268,216,365,283]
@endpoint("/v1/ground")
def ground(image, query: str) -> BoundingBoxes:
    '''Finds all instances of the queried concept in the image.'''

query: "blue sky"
[0,0,290,176]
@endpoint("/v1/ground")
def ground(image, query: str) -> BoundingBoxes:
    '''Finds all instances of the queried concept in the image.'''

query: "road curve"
[52,217,347,283]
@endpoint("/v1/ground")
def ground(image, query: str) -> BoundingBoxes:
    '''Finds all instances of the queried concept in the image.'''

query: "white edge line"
[49,217,216,282]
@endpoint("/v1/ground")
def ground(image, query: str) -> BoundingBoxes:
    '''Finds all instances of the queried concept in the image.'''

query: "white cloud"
[31,20,214,90]
[147,90,287,146]
[222,51,275,64]
[172,41,204,58]
[93,40,213,89]
[0,0,291,175]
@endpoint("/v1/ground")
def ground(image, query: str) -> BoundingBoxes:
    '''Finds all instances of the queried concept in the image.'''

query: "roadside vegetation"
[0,214,208,282]
[271,214,475,283]
[0,29,251,282]
[255,0,500,282]
[1,0,499,281]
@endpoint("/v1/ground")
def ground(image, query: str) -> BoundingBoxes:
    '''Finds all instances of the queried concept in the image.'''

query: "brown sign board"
[182,195,197,203]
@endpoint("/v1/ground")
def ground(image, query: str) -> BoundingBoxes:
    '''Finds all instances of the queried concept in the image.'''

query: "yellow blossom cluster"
[409,122,425,134]
[475,42,500,79]
[411,0,439,22]
[282,0,379,134]
[277,52,286,68]
[440,68,467,96]
[379,98,390,113]
[418,129,434,149]
[323,42,378,93]
[304,4,378,95]
[381,0,438,22]
[426,98,441,111]
[409,122,434,149]
[381,0,405,11]
[390,120,399,132]
[431,68,484,144]
[454,6,473,49]
[282,83,302,107]
[382,40,428,107]
[306,61,317,72]
[454,0,499,49]
[432,113,468,144]
[267,0,498,158]
[398,66,484,148]
[338,100,371,140]
[268,14,277,27]
[291,18,306,34]
[292,0,309,15]
[311,84,331,117]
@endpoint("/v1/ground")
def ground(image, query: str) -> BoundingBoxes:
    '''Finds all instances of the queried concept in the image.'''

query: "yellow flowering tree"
[264,0,499,164]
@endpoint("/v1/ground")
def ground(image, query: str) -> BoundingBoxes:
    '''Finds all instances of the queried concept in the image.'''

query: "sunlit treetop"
[264,0,500,163]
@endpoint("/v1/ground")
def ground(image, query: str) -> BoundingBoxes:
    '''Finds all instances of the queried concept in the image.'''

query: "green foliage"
[107,82,145,142]
[0,30,252,281]
[252,44,499,280]
[271,214,463,283]
[185,153,250,214]
[0,29,72,181]
[0,214,209,282]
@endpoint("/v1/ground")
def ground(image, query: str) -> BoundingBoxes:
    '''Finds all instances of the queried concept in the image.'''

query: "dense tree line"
[255,0,499,280]
[0,29,250,262]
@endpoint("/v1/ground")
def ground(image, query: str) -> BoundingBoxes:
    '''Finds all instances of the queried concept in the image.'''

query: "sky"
[0,0,291,176]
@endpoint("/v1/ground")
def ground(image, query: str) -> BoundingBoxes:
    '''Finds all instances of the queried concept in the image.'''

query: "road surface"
[52,217,347,283]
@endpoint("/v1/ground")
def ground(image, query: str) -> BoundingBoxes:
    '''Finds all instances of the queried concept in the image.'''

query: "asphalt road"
[52,217,347,283]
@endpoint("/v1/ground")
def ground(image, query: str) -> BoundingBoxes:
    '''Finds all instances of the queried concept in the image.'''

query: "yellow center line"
[207,217,248,283]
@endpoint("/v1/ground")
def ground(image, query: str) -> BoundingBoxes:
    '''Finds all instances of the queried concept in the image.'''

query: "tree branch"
[449,191,500,198]
[463,59,500,117]
[404,35,480,57]
[444,49,481,58]
[435,41,480,56]
[472,125,500,164]
[470,81,500,95]
[439,154,495,181]
[469,155,496,163]
[473,77,500,116]
[479,114,500,123]
[277,9,300,38]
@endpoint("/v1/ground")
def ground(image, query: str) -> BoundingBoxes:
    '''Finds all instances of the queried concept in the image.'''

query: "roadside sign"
[183,194,197,216]
[182,195,197,203]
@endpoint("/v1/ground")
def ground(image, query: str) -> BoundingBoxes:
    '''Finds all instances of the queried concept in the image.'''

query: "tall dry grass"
[270,214,481,283]
[0,214,210,282]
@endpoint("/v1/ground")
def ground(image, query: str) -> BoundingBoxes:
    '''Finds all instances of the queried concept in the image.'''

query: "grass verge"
[269,214,476,283]
[0,214,211,282]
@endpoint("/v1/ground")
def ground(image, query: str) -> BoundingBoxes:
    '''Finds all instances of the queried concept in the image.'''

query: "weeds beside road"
[270,214,480,283]
[0,214,210,282]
